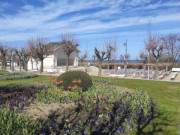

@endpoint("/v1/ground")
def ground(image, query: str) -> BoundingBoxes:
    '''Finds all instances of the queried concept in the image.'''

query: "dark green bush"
[0,72,37,80]
[57,71,92,91]
[0,83,48,94]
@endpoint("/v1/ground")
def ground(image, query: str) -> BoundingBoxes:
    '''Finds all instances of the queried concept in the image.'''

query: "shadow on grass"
[136,110,172,135]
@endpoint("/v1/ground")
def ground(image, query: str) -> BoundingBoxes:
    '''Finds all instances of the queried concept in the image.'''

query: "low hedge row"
[0,72,38,80]
[0,83,48,94]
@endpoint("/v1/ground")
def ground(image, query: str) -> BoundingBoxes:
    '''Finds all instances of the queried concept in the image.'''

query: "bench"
[109,74,125,77]
[170,72,178,80]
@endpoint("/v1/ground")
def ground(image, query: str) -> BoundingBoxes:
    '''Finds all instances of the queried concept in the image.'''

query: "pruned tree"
[94,42,115,76]
[78,52,87,66]
[21,47,31,71]
[105,40,117,69]
[0,43,8,69]
[161,33,180,66]
[120,54,130,71]
[29,36,50,73]
[92,55,96,66]
[139,51,148,74]
[145,34,164,80]
[28,39,35,70]
[9,48,16,71]
[59,33,79,71]
[15,47,24,72]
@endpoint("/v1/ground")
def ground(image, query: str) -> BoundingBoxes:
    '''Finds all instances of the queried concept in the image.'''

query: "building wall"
[27,48,78,71]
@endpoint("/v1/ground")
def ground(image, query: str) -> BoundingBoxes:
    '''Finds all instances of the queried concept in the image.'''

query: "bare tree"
[145,34,164,80]
[15,47,24,72]
[78,52,87,66]
[139,51,148,74]
[105,40,117,69]
[29,36,50,73]
[59,33,79,71]
[92,55,96,66]
[28,39,35,70]
[94,42,115,76]
[120,54,130,71]
[21,47,30,71]
[0,43,8,69]
[9,48,16,71]
[161,33,180,66]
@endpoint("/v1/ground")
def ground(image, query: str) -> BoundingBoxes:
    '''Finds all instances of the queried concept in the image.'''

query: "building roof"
[47,42,79,54]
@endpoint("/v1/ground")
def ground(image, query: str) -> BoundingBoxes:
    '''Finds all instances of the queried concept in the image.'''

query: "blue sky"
[0,0,180,59]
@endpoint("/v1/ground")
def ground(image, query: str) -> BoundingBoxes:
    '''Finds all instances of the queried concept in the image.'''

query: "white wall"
[27,48,79,71]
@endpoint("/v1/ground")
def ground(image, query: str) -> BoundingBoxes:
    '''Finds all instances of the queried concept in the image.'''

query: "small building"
[27,42,79,72]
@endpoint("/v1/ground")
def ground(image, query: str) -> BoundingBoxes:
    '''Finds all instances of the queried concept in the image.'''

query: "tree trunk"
[107,60,110,70]
[2,57,5,69]
[11,55,14,71]
[19,60,22,72]
[155,58,159,80]
[40,59,43,73]
[66,55,69,72]
[24,62,28,71]
[2,54,6,69]
[31,57,33,70]
[98,60,102,76]
[166,65,168,71]
[143,63,145,75]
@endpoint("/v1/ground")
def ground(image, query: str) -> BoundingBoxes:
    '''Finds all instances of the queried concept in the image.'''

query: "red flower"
[56,82,60,85]
[72,85,78,90]
[49,76,53,79]
[59,81,63,83]
[78,80,82,83]
[52,79,55,82]
[72,80,77,83]
[68,86,71,89]
[39,83,44,86]
[67,90,70,93]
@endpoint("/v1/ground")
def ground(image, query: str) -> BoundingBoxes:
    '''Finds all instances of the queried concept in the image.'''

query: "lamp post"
[123,40,127,78]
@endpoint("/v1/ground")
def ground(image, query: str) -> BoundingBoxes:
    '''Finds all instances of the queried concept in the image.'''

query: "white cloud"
[0,0,180,42]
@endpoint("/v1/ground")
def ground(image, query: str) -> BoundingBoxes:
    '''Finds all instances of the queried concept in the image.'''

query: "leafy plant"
[0,82,47,94]
[0,107,42,135]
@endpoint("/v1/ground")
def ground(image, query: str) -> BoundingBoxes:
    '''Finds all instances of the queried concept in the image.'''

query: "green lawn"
[92,76,180,135]
[0,70,9,73]
[0,75,179,135]
[0,75,51,85]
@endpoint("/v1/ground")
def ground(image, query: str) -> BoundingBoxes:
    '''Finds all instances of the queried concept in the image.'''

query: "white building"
[27,42,79,72]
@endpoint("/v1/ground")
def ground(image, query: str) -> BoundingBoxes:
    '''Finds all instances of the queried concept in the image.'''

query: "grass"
[0,74,179,135]
[0,75,52,85]
[91,76,180,135]
[0,70,9,73]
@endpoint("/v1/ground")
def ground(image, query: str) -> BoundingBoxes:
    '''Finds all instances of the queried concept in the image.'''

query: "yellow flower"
[33,117,38,121]
[65,119,69,123]
[31,106,34,109]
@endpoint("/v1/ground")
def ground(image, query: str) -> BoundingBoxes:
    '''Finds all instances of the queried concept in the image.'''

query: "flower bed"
[0,76,157,135]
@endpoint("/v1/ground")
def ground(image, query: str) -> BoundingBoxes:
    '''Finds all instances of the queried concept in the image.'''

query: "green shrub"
[0,108,42,135]
[0,72,37,80]
[57,71,92,91]
[0,83,48,94]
